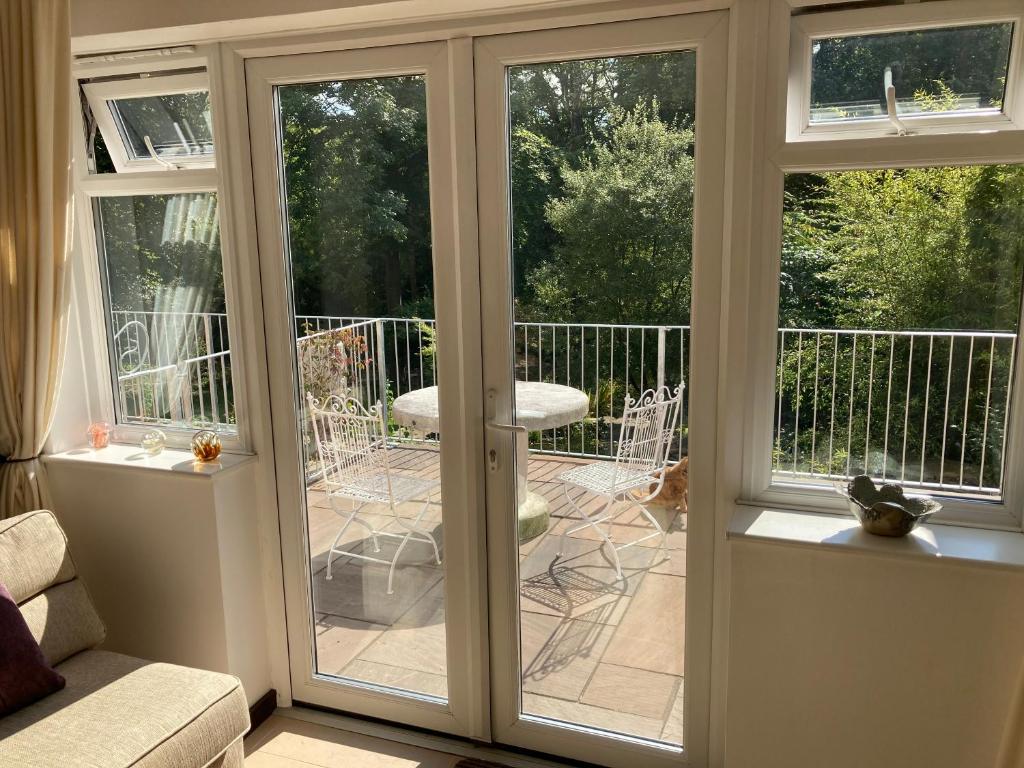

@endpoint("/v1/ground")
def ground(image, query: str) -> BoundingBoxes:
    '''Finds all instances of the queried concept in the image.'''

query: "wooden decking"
[305,444,686,743]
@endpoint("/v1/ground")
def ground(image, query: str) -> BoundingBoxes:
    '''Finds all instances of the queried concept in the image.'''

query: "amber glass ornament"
[191,430,222,462]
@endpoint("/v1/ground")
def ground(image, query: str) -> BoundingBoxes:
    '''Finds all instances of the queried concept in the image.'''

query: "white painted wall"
[44,456,272,707]
[725,539,1024,768]
[69,0,588,54]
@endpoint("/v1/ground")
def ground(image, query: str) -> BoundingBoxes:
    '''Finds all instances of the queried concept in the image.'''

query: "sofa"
[0,510,250,767]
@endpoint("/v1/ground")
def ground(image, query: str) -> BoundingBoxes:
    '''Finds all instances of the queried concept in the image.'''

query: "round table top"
[391,381,589,433]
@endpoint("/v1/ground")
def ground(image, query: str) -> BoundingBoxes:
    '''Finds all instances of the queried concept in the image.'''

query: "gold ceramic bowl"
[835,476,941,537]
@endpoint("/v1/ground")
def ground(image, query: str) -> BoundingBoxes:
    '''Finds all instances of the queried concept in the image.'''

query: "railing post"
[204,314,219,425]
[657,326,667,391]
[375,319,388,422]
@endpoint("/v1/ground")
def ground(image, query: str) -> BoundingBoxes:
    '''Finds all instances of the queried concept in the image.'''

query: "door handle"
[486,420,527,434]
[485,420,526,473]
[485,389,526,472]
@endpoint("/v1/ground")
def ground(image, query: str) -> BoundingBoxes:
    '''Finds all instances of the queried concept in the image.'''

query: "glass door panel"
[509,50,694,743]
[247,42,487,738]
[477,14,726,767]
[276,73,448,700]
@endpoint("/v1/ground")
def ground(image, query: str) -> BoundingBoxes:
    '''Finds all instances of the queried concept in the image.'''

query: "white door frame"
[474,12,729,767]
[245,40,490,739]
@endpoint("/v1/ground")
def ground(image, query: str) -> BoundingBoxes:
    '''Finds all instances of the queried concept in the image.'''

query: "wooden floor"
[304,445,687,743]
[245,715,461,767]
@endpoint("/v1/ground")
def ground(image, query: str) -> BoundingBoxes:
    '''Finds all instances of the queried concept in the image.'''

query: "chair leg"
[412,498,442,565]
[630,497,670,561]
[561,485,623,580]
[558,484,577,557]
[597,499,625,580]
[326,512,354,581]
[387,531,413,595]
[348,500,379,553]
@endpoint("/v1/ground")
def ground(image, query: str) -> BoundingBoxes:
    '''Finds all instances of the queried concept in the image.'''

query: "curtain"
[150,192,219,424]
[1000,657,1024,768]
[0,0,73,518]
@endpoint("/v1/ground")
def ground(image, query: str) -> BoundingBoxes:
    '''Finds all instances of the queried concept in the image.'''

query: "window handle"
[143,134,183,169]
[884,66,909,136]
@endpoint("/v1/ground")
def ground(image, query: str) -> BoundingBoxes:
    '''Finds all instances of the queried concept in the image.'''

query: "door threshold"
[276,705,595,768]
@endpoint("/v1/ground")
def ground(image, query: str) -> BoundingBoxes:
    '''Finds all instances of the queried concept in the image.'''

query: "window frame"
[786,0,1024,143]
[82,71,216,173]
[740,0,1024,531]
[73,49,249,452]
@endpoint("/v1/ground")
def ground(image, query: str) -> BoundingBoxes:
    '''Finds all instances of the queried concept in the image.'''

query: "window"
[95,193,234,433]
[754,0,1024,527]
[77,66,238,441]
[788,3,1024,139]
[83,73,215,172]
[774,165,1024,500]
[810,24,1013,124]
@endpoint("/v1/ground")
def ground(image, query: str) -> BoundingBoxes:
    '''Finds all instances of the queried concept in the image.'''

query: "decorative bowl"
[834,475,941,537]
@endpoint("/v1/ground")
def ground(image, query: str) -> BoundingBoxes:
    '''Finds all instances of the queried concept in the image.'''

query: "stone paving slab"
[307,446,687,743]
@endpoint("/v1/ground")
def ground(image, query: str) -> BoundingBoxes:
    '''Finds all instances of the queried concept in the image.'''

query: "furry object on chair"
[648,456,688,512]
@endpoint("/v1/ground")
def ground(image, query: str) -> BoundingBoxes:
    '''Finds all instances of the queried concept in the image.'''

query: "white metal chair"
[557,385,683,580]
[307,393,442,595]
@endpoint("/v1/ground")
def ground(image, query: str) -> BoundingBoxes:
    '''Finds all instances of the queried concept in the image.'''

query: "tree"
[278,77,432,319]
[794,166,1024,332]
[523,104,694,326]
[98,194,224,314]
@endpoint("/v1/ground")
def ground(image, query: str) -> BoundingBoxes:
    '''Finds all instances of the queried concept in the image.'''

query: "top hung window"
[810,24,1012,124]
[83,73,215,172]
[789,3,1023,140]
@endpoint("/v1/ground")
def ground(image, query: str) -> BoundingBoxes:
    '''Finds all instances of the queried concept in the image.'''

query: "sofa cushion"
[0,650,249,768]
[19,580,107,667]
[0,511,76,604]
[0,582,65,716]
[0,510,105,665]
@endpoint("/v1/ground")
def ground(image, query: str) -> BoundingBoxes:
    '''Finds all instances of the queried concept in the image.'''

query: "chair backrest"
[307,393,393,498]
[614,385,683,476]
[0,510,105,668]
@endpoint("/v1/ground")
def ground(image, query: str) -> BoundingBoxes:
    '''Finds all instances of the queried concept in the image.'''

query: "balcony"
[105,310,1016,740]
[305,445,687,741]
[111,311,1015,498]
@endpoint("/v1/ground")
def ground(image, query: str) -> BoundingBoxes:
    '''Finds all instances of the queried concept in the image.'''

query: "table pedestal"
[515,435,549,541]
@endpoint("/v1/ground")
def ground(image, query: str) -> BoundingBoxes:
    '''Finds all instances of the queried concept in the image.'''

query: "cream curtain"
[0,0,73,517]
[1000,657,1024,768]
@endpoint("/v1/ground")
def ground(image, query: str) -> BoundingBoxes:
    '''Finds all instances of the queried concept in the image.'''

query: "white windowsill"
[728,504,1024,573]
[44,443,255,478]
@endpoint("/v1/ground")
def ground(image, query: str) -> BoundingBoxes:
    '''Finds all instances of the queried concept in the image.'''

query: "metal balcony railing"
[110,310,234,431]
[109,310,1017,498]
[774,328,1016,496]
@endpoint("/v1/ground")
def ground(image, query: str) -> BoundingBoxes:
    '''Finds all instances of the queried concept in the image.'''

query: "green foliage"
[523,104,694,325]
[782,166,1024,332]
[92,47,1024,486]
[297,324,372,402]
[279,77,432,318]
[98,194,224,313]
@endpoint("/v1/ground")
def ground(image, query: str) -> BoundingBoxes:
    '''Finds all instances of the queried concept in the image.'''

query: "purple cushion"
[0,581,65,716]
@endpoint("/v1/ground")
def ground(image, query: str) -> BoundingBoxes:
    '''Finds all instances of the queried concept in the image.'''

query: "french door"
[247,11,726,767]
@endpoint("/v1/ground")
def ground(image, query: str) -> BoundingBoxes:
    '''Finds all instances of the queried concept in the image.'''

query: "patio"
[306,445,686,743]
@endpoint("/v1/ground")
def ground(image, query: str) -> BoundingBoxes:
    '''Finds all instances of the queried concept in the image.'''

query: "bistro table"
[391,381,589,540]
